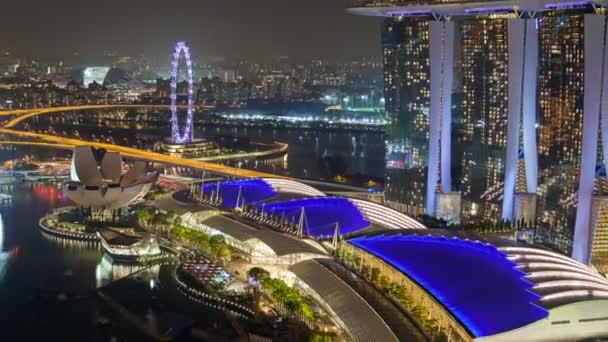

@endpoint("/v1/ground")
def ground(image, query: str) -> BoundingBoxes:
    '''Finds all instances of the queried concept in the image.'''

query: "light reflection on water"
[95,254,159,288]
[0,214,12,282]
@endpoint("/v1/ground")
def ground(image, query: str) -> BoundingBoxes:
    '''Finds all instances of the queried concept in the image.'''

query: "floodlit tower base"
[513,193,537,226]
[590,195,608,275]
[434,192,461,225]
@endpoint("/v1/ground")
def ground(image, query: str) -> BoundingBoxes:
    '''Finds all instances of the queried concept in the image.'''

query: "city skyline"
[1,1,608,341]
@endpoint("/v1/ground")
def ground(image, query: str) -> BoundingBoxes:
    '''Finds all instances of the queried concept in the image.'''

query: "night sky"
[0,0,382,62]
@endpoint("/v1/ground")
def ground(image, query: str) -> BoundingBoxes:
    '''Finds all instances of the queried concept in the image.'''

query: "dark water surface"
[0,180,106,341]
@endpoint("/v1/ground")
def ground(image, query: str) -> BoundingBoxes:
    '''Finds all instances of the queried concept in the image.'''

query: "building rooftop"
[349,234,549,337]
[98,228,143,246]
[202,179,277,208]
[201,215,325,257]
[257,197,371,238]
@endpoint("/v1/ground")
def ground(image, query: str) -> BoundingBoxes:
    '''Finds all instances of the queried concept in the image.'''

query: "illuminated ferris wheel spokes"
[170,41,194,144]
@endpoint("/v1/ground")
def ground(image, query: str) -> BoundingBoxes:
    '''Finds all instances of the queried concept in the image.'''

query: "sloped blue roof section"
[202,179,276,207]
[258,197,370,238]
[349,234,549,337]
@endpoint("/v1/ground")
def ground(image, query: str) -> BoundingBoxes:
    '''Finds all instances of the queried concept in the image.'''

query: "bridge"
[0,105,288,179]
[0,104,200,127]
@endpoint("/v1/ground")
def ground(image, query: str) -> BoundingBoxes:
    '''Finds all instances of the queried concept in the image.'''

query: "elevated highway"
[1,104,194,127]
[0,105,287,179]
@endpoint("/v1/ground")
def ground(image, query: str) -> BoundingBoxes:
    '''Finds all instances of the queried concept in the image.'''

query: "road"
[0,104,206,124]
[0,104,289,179]
[0,127,287,179]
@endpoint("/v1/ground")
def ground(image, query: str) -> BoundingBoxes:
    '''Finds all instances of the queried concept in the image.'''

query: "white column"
[427,20,455,216]
[573,14,607,264]
[522,19,539,194]
[427,21,443,216]
[441,21,455,193]
[503,19,525,221]
[503,18,539,221]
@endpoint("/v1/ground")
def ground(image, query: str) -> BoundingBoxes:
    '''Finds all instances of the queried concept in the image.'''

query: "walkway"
[316,258,427,342]
[289,259,400,342]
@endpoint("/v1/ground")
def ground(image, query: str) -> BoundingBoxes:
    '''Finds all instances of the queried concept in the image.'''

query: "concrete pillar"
[427,20,455,216]
[522,19,539,194]
[503,18,539,221]
[573,14,608,264]
[441,21,455,193]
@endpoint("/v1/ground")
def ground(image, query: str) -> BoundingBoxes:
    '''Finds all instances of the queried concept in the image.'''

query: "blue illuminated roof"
[258,197,370,238]
[349,234,549,337]
[202,179,276,208]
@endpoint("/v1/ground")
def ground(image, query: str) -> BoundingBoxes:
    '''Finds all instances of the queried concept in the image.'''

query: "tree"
[218,245,231,260]
[210,234,225,245]
[371,267,381,283]
[173,216,182,227]
[136,207,152,226]
[248,267,270,281]
[379,275,390,290]
[210,234,226,254]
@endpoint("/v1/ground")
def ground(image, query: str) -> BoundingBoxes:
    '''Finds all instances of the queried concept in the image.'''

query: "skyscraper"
[459,18,509,223]
[536,13,586,254]
[382,17,430,216]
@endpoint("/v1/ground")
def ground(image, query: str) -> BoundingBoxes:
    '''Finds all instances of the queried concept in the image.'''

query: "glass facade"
[459,18,509,223]
[382,17,430,216]
[535,13,586,253]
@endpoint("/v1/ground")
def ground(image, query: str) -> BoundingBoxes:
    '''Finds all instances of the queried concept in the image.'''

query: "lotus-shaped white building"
[65,146,158,209]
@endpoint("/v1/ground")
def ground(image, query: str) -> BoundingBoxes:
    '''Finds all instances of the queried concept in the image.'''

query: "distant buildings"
[0,53,381,111]
[83,66,111,87]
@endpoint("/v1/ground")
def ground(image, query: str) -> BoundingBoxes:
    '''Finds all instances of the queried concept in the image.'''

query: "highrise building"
[535,13,586,254]
[459,18,509,223]
[382,18,430,216]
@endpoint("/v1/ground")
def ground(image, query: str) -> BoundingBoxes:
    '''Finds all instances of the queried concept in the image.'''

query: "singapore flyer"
[169,41,194,144]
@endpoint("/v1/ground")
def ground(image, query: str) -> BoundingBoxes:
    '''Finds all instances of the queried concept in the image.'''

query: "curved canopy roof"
[201,215,325,257]
[258,197,370,238]
[349,234,549,338]
[262,178,326,197]
[202,179,277,207]
[350,198,426,229]
[500,246,608,309]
